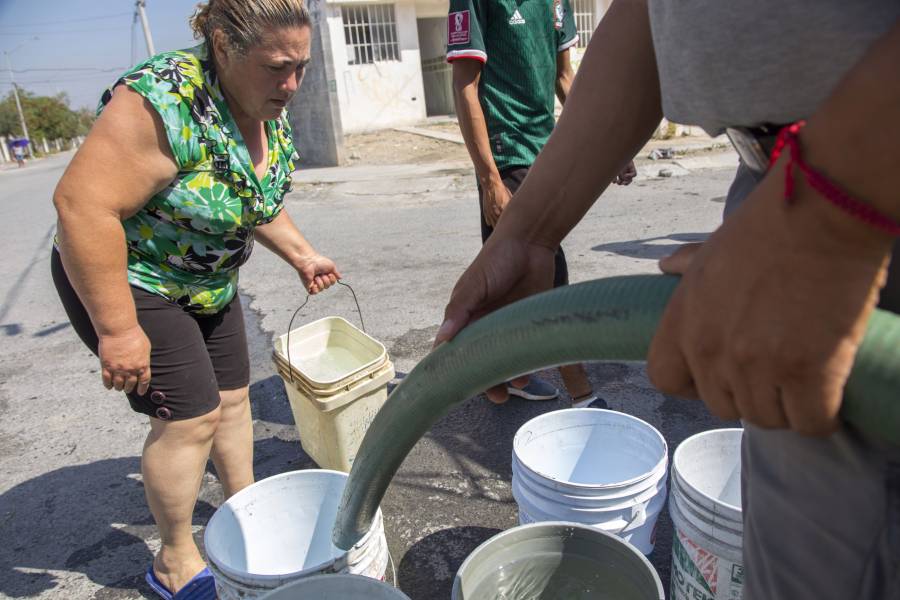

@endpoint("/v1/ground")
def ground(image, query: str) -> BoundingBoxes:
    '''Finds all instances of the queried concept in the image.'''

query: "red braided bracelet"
[768,121,900,237]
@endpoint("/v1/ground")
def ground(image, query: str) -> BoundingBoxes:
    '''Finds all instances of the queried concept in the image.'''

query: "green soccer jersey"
[446,0,578,172]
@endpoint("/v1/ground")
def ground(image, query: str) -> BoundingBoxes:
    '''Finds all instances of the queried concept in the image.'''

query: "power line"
[0,26,125,37]
[0,12,132,28]
[12,67,127,73]
[1,72,120,85]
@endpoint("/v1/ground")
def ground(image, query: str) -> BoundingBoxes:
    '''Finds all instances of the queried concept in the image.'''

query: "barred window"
[572,0,595,49]
[341,4,400,65]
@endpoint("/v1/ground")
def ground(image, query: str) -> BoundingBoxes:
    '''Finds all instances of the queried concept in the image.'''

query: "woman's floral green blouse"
[99,44,297,314]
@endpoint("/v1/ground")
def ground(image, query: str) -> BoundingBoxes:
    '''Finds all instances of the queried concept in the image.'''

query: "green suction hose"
[333,274,900,550]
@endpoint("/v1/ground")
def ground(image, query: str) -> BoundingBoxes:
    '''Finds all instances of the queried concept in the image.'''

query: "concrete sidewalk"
[294,149,738,186]
[394,118,731,157]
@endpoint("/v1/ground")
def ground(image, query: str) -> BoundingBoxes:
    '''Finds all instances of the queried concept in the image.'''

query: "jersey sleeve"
[557,0,580,52]
[446,0,487,63]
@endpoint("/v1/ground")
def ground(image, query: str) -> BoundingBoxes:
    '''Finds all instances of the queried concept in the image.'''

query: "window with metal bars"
[341,4,400,65]
[572,0,595,49]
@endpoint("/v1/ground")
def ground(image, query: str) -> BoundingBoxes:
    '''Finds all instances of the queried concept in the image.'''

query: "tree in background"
[0,89,94,143]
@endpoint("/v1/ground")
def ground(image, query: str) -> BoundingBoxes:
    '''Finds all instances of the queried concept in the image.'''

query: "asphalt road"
[0,150,737,599]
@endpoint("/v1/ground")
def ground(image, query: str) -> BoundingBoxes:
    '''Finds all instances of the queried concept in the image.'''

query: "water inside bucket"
[469,552,650,600]
[453,523,663,600]
[295,346,368,383]
[260,574,409,600]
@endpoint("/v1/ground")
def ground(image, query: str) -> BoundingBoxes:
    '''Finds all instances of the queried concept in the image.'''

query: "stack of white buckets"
[204,310,400,599]
[512,409,745,600]
[272,315,395,473]
[669,428,744,600]
[511,409,669,555]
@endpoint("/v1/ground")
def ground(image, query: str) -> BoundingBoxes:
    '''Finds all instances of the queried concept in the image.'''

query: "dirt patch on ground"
[344,129,469,165]
[416,122,463,136]
[340,120,727,167]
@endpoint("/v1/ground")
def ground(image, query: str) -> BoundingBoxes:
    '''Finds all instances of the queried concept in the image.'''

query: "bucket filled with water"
[512,409,668,554]
[669,428,744,600]
[204,470,389,599]
[273,313,395,472]
[451,522,664,599]
[260,573,409,599]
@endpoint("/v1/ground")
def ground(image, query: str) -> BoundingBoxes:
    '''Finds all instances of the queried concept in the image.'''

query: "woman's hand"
[295,253,341,294]
[97,325,152,395]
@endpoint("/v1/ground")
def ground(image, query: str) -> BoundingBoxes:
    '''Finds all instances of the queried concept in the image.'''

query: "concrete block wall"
[326,0,427,133]
[287,0,345,167]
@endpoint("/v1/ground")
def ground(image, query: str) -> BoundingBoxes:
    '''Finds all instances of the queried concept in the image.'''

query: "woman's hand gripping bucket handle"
[285,281,366,383]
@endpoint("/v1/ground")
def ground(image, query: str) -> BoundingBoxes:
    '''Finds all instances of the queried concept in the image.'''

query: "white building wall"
[326,0,427,133]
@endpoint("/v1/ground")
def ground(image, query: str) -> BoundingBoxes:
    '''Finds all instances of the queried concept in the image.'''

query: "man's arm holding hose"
[648,20,900,436]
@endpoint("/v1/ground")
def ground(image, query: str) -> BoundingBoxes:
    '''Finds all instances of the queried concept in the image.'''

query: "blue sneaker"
[572,394,609,409]
[507,378,559,401]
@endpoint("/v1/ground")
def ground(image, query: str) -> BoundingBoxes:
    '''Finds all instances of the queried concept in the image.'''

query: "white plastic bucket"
[278,358,395,472]
[511,409,668,554]
[515,479,667,553]
[273,315,395,472]
[273,316,387,391]
[204,470,389,600]
[669,428,744,600]
[451,522,664,600]
[260,574,409,599]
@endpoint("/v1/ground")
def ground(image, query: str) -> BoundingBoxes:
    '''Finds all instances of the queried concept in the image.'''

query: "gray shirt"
[648,1,900,135]
[659,1,900,312]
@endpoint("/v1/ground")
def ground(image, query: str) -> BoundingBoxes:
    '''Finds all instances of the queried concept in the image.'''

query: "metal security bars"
[341,4,400,65]
[572,0,595,49]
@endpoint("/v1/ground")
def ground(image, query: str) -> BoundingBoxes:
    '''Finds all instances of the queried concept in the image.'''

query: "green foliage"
[0,88,93,141]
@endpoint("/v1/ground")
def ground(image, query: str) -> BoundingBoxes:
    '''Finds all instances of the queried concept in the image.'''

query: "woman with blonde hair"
[51,1,329,597]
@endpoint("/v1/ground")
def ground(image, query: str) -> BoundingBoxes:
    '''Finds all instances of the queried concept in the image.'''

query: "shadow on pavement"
[397,526,501,600]
[249,373,294,426]
[249,435,317,482]
[592,232,709,260]
[0,456,214,599]
[1,433,317,599]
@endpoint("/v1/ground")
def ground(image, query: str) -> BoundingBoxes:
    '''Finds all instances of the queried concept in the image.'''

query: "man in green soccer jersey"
[447,0,636,406]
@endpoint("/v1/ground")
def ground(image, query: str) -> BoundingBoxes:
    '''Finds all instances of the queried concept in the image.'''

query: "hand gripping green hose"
[333,274,900,550]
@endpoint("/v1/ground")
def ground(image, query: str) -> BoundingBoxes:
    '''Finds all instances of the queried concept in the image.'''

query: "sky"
[0,0,205,110]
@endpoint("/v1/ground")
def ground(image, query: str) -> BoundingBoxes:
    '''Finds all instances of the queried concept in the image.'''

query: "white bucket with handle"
[260,574,410,599]
[511,409,668,554]
[204,470,391,600]
[272,283,395,472]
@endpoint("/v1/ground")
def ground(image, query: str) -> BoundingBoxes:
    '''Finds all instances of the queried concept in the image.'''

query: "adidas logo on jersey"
[509,9,525,24]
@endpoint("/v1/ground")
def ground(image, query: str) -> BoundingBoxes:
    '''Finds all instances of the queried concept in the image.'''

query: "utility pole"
[136,0,156,57]
[3,51,32,158]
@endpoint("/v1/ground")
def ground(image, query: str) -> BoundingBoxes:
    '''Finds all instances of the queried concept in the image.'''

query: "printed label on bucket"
[670,530,743,600]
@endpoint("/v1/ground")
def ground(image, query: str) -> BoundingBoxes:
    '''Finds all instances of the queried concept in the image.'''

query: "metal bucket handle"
[285,281,366,383]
